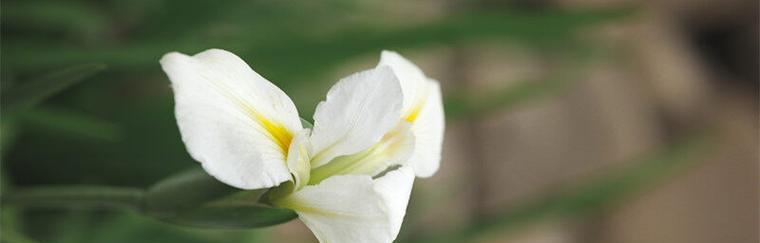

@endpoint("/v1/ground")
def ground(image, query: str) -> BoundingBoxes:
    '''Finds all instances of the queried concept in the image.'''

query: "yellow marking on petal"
[402,82,430,122]
[211,79,293,154]
[240,102,293,154]
[403,102,423,122]
[196,64,294,156]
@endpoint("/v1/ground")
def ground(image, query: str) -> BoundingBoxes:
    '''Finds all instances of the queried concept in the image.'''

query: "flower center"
[307,123,412,185]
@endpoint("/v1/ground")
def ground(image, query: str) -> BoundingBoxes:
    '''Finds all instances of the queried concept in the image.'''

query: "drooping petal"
[274,167,415,243]
[309,66,403,168]
[160,49,302,189]
[378,51,445,177]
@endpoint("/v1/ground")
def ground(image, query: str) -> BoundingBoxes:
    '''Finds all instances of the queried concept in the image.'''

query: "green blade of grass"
[3,7,633,78]
[1,63,106,113]
[1,186,145,211]
[1,207,41,243]
[444,77,572,120]
[144,167,296,228]
[19,107,123,142]
[1,0,109,41]
[443,43,600,121]
[1,167,297,229]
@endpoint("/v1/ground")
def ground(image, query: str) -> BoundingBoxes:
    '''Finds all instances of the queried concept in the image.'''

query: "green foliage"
[2,0,109,42]
[2,186,144,211]
[159,204,296,229]
[445,76,571,120]
[1,64,106,114]
[19,107,123,142]
[145,168,297,228]
[23,211,269,243]
[2,168,298,231]
[145,169,242,216]
[1,207,40,243]
[2,5,632,86]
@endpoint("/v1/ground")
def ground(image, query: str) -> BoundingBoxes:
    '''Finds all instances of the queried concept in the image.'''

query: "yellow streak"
[238,101,293,154]
[254,110,292,153]
[403,102,423,122]
[204,76,293,155]
[403,83,430,122]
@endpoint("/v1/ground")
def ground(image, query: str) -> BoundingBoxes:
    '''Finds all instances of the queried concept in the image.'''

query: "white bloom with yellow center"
[160,49,444,243]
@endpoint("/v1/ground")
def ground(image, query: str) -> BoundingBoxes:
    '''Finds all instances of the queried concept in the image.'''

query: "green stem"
[2,186,145,211]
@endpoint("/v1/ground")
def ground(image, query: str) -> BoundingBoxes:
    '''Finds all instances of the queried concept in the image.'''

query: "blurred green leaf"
[145,168,241,216]
[86,212,269,243]
[145,167,296,228]
[37,211,268,243]
[2,0,109,41]
[160,204,297,229]
[1,64,106,113]
[443,43,600,121]
[245,7,633,85]
[444,77,571,120]
[1,186,145,211]
[1,207,40,243]
[3,167,296,229]
[19,107,123,142]
[406,132,712,243]
[1,118,20,158]
[3,7,633,80]
[50,212,96,243]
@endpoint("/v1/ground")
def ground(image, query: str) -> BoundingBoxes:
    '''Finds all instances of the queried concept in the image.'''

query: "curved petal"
[406,81,444,177]
[378,51,428,115]
[309,66,403,168]
[160,49,302,189]
[274,167,415,243]
[378,51,445,177]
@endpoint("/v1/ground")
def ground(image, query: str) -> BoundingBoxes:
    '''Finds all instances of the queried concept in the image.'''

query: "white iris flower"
[160,49,444,243]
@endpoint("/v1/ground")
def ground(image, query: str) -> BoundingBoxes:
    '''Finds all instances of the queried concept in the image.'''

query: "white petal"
[309,66,403,168]
[378,51,427,115]
[378,51,445,177]
[373,166,416,237]
[407,81,444,177]
[274,167,415,243]
[160,49,302,189]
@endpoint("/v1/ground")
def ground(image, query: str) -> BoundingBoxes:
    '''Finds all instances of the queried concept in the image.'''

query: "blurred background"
[1,0,758,242]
